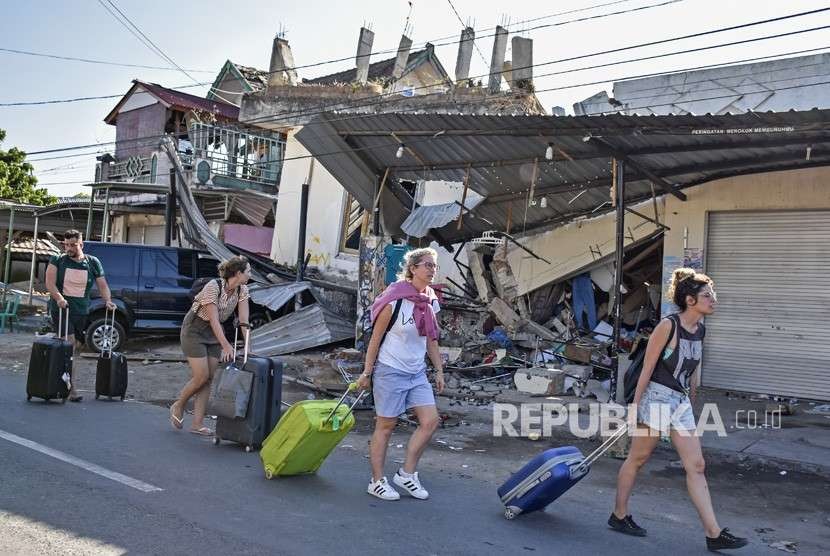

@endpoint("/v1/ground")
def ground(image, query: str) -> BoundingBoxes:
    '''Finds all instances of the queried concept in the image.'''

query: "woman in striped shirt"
[170,256,251,435]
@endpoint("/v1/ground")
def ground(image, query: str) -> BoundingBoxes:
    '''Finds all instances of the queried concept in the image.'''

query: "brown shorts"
[180,310,221,359]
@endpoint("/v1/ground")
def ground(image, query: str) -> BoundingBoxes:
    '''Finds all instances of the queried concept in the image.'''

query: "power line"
[0,47,214,73]
[241,22,830,127]
[24,42,830,162]
[97,0,200,85]
[0,0,677,90]
[6,1,803,111]
[18,9,830,154]
[445,0,489,65]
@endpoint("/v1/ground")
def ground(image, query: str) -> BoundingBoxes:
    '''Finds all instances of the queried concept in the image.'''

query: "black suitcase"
[213,331,284,452]
[27,307,72,403]
[95,309,128,400]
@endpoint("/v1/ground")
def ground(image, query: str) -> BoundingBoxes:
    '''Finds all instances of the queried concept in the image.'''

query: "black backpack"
[623,315,677,404]
[189,278,238,338]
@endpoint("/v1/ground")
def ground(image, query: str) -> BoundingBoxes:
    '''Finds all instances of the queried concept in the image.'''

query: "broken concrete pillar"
[465,244,496,302]
[355,27,375,85]
[511,36,533,90]
[268,36,298,87]
[455,26,475,83]
[502,60,513,90]
[392,34,413,79]
[488,25,508,93]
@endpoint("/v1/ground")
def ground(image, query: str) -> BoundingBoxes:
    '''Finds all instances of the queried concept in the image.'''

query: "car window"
[196,256,220,278]
[84,244,137,276]
[141,249,191,280]
[178,251,195,279]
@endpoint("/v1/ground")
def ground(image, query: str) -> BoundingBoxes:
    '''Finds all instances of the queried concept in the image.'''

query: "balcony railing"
[189,123,285,188]
[105,154,156,183]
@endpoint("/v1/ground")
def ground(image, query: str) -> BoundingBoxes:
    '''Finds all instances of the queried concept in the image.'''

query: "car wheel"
[85,316,126,353]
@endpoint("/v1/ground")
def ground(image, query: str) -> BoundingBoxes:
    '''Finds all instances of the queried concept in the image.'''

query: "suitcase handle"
[573,421,630,476]
[57,306,70,341]
[102,307,116,358]
[322,383,367,428]
[231,322,250,365]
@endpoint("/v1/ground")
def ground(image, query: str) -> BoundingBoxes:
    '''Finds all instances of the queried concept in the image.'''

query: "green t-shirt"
[48,254,104,315]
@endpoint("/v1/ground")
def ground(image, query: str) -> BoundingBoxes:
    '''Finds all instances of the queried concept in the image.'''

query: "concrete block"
[514,367,566,396]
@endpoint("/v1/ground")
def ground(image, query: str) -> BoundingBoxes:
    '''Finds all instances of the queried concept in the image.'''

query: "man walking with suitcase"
[45,229,116,402]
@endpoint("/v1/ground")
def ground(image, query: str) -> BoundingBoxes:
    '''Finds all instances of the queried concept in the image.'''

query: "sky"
[1,0,829,197]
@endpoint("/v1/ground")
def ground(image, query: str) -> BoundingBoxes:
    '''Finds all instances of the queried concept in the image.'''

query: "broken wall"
[270,131,359,282]
[507,199,666,296]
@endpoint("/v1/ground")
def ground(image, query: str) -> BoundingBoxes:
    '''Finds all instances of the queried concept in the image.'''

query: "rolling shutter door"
[703,210,830,400]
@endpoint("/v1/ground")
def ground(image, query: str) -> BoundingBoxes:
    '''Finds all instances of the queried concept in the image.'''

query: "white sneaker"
[367,477,400,501]
[393,470,429,500]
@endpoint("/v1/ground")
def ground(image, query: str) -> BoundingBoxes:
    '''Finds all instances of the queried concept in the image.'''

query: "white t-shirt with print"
[376,298,440,373]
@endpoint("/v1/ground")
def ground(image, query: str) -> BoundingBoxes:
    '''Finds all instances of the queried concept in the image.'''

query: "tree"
[0,129,58,206]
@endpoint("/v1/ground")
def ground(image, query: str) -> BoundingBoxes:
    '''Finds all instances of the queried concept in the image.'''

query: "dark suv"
[80,242,269,352]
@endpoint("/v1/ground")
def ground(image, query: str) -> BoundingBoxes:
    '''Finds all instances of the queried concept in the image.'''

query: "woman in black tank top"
[608,269,748,551]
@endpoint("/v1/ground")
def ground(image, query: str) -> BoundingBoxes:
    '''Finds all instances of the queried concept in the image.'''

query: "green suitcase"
[261,385,366,478]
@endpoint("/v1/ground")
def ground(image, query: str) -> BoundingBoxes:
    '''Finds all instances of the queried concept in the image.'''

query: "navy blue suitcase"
[498,424,628,519]
[498,446,588,519]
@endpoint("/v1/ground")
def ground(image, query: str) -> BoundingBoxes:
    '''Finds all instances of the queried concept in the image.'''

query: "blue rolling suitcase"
[498,424,628,519]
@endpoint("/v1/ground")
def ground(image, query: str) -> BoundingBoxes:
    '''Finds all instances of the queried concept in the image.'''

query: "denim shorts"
[372,363,435,418]
[637,381,696,434]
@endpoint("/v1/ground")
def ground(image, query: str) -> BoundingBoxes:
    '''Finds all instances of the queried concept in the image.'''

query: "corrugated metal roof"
[401,192,484,238]
[250,304,354,355]
[231,195,273,227]
[296,109,830,243]
[248,281,310,312]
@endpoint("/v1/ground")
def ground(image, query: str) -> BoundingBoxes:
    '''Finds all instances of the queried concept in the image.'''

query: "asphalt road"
[0,369,824,556]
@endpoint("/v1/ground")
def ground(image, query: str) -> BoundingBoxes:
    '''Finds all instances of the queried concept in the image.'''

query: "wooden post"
[372,167,390,236]
[28,214,39,306]
[456,165,471,231]
[611,158,625,402]
[3,206,14,303]
[85,190,95,240]
[101,188,111,242]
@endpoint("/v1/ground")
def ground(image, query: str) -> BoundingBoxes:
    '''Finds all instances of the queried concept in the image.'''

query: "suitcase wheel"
[212,437,221,446]
[95,394,100,400]
[264,467,274,480]
[59,397,66,405]
[504,508,518,520]
[244,445,253,453]
[120,395,125,401]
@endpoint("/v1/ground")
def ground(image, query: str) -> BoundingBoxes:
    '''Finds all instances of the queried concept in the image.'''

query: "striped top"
[192,279,249,322]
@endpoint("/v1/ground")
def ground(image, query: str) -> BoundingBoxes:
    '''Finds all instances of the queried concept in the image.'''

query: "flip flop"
[190,426,213,436]
[170,406,183,430]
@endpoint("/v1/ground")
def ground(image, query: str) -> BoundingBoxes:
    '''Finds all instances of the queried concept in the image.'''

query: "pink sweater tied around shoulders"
[369,280,440,341]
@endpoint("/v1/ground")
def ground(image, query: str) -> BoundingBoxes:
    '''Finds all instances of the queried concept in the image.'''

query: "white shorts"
[637,382,696,434]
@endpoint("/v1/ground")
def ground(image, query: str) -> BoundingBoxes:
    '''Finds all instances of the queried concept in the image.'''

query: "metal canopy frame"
[297,109,830,245]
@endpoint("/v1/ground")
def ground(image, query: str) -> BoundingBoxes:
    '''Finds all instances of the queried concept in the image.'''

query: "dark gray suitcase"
[95,309,128,400]
[27,308,72,403]
[213,331,283,452]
